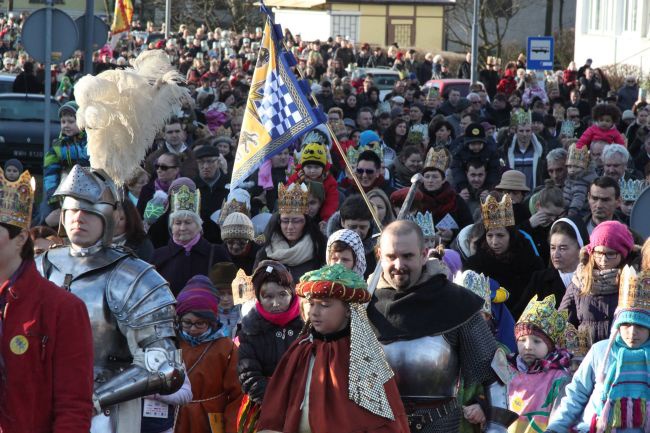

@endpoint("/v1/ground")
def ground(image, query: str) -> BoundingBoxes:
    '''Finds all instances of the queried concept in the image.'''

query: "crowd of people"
[3,11,650,433]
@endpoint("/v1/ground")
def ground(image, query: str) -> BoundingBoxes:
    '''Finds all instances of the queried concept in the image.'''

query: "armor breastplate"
[382,335,459,400]
[36,246,176,386]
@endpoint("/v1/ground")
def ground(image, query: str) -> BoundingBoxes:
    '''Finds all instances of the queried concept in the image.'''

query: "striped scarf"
[593,335,650,433]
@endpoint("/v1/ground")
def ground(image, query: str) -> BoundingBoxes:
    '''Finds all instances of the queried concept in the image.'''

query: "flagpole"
[278,37,384,231]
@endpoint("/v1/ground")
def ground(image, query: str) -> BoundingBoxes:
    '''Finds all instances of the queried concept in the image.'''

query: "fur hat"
[209,262,238,290]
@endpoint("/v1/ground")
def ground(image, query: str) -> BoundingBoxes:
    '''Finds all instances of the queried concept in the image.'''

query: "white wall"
[273,9,332,42]
[574,0,650,72]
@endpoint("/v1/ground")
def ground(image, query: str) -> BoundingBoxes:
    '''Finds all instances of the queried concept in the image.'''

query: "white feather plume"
[74,50,189,185]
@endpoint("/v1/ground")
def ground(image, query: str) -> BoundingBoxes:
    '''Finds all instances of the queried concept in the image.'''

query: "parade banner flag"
[111,0,133,34]
[230,7,325,189]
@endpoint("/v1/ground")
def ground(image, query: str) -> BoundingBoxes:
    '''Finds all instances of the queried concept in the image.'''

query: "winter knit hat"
[58,101,78,118]
[221,212,254,241]
[300,142,327,167]
[176,275,219,323]
[251,260,294,300]
[209,262,238,290]
[587,220,634,259]
[3,159,23,173]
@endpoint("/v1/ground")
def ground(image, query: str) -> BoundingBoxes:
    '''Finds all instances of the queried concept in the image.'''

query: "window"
[589,0,602,31]
[623,0,638,32]
[331,15,359,43]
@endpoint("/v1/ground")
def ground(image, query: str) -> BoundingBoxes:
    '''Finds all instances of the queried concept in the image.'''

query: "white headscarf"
[326,229,367,276]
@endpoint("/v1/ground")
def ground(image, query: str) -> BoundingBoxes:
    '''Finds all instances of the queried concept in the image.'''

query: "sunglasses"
[356,168,376,175]
[155,164,178,171]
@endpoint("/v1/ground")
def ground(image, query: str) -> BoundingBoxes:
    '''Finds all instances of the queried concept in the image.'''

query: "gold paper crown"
[481,194,515,230]
[564,323,591,358]
[231,269,255,305]
[424,146,450,173]
[170,184,201,215]
[567,143,590,170]
[511,109,532,127]
[277,183,309,215]
[217,198,250,225]
[0,168,35,230]
[619,178,647,202]
[518,295,569,346]
[618,266,650,311]
[214,125,232,137]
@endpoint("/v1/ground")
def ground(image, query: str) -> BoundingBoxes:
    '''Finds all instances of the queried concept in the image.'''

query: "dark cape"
[367,260,484,342]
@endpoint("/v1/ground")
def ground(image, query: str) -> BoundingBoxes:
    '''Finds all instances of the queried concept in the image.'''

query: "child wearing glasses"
[559,221,636,345]
[174,275,243,433]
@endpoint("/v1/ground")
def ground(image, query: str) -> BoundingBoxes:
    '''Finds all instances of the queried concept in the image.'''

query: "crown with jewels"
[359,141,384,162]
[518,295,569,346]
[511,108,532,127]
[567,143,590,170]
[0,168,35,230]
[564,323,591,358]
[408,211,436,239]
[216,198,250,225]
[346,146,361,167]
[170,184,201,215]
[214,125,232,137]
[619,178,647,202]
[481,193,515,230]
[278,182,309,215]
[231,268,255,305]
[618,266,650,311]
[454,270,491,315]
[424,146,450,173]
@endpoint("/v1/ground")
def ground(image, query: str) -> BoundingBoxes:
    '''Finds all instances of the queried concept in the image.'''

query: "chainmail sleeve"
[445,312,499,386]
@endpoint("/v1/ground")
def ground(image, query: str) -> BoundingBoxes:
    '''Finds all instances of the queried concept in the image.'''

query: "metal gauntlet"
[484,381,519,433]
[93,347,185,412]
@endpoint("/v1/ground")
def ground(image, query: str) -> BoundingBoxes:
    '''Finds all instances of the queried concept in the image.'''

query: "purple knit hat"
[586,220,634,259]
[176,275,219,323]
[442,249,462,279]
[169,177,197,194]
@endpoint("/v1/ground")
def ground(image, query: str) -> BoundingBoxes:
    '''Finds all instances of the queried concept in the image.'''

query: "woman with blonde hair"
[367,188,395,227]
[560,221,636,345]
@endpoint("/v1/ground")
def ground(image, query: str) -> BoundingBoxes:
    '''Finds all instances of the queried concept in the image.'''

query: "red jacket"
[0,260,94,433]
[286,165,340,222]
[576,124,626,149]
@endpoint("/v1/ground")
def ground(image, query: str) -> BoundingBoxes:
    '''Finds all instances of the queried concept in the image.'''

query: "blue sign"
[527,36,554,70]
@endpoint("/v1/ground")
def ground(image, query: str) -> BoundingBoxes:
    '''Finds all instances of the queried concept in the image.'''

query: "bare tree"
[143,0,261,31]
[444,0,521,62]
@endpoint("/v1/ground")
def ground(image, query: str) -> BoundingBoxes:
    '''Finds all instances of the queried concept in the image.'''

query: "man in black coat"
[194,145,229,243]
[12,61,43,93]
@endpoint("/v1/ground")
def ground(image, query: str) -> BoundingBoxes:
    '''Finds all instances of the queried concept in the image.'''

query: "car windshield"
[0,98,59,121]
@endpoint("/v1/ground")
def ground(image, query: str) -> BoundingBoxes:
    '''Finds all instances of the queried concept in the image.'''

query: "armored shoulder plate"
[106,256,176,329]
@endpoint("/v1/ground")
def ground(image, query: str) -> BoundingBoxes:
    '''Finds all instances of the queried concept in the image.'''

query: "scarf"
[572,265,620,296]
[255,296,301,327]
[594,336,650,433]
[421,181,457,220]
[173,232,201,254]
[391,157,417,188]
[154,178,173,192]
[508,349,572,374]
[179,325,228,347]
[265,233,315,267]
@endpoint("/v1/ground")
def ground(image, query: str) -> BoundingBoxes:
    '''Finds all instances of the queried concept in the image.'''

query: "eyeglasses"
[179,319,210,330]
[225,239,248,247]
[356,168,376,175]
[592,250,620,260]
[165,129,183,134]
[155,164,178,171]
[280,218,305,226]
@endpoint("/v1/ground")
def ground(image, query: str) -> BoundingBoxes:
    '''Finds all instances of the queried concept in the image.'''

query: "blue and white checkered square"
[255,70,304,138]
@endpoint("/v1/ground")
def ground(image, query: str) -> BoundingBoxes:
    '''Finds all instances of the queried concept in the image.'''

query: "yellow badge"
[511,395,524,413]
[472,128,480,135]
[9,335,29,355]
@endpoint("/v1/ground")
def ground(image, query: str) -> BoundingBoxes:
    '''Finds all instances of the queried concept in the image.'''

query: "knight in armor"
[367,219,518,433]
[36,50,190,433]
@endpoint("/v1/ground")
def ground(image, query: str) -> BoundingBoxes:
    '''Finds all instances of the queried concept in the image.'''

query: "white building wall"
[574,0,650,72]
[272,9,332,42]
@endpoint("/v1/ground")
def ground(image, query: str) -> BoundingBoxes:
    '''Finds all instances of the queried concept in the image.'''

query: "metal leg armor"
[93,347,185,414]
[484,381,519,433]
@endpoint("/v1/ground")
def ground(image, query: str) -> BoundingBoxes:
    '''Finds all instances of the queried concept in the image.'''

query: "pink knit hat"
[586,221,634,259]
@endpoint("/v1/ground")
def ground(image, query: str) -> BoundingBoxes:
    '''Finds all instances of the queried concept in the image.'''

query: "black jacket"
[237,308,304,403]
[521,267,567,310]
[194,174,229,243]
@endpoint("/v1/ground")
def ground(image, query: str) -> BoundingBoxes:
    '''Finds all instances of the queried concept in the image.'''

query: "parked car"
[0,93,61,174]
[349,67,401,101]
[0,73,16,94]
[423,79,471,98]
